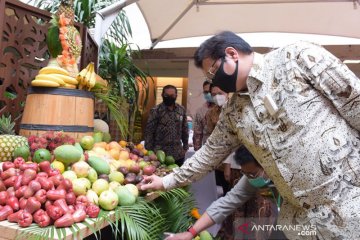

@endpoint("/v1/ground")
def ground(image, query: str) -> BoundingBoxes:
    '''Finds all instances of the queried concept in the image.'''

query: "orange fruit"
[109,148,120,160]
[119,140,127,148]
[136,143,144,150]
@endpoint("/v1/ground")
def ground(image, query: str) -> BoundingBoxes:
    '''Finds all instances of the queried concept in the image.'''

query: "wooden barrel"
[20,87,94,141]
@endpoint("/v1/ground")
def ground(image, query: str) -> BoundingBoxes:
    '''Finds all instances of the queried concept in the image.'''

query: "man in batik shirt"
[145,85,189,166]
[142,31,360,239]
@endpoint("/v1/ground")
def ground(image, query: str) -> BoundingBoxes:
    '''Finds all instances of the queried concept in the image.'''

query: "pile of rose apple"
[0,159,100,228]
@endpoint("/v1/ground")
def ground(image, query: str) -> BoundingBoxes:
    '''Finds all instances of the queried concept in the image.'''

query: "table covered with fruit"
[0,130,196,240]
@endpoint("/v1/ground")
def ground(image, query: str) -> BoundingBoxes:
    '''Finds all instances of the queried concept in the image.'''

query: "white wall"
[187,60,206,118]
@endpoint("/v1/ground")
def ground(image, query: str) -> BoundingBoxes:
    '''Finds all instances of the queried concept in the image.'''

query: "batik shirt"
[163,42,360,239]
[144,102,189,160]
[193,103,214,150]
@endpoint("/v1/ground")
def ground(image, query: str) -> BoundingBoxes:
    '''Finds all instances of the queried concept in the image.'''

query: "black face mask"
[213,58,238,93]
[163,96,176,106]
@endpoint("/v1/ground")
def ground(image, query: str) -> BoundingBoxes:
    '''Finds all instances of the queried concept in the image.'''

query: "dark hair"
[234,145,260,167]
[209,83,215,92]
[203,80,211,88]
[162,85,177,95]
[194,31,253,68]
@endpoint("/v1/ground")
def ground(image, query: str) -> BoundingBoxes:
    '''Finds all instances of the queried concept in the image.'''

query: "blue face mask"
[248,177,271,188]
[187,122,193,130]
[204,93,214,103]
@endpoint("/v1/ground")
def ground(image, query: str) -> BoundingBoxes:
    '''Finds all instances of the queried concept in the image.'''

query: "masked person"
[144,85,189,166]
[143,31,360,239]
[165,146,281,240]
[193,81,215,151]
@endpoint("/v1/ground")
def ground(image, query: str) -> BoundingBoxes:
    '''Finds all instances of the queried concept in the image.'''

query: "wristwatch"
[187,226,198,237]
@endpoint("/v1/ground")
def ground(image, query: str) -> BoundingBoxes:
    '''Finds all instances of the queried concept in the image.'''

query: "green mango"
[165,155,175,165]
[88,156,110,175]
[147,150,154,156]
[54,145,82,166]
[93,132,103,143]
[156,150,166,164]
[102,132,111,143]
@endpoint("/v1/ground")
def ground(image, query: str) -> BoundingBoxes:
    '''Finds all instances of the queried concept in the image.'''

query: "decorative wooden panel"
[0,0,98,132]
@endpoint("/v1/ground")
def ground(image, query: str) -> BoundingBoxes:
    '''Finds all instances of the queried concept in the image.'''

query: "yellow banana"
[84,63,93,90]
[39,66,69,76]
[31,79,60,87]
[88,70,96,90]
[62,83,77,89]
[35,74,65,86]
[51,74,78,85]
[77,63,92,88]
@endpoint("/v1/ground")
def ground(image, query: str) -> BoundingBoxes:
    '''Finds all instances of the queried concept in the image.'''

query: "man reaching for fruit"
[142,31,360,239]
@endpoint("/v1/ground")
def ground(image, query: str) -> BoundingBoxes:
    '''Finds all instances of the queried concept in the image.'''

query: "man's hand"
[140,175,165,191]
[165,231,193,240]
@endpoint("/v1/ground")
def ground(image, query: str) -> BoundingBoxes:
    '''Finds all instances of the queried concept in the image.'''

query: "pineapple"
[56,0,75,25]
[0,115,28,161]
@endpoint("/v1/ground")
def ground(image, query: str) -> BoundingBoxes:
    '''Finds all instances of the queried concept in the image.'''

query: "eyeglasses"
[240,168,263,179]
[206,59,219,82]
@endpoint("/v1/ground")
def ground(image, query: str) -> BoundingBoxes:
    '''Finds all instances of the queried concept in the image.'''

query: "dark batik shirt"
[144,102,189,160]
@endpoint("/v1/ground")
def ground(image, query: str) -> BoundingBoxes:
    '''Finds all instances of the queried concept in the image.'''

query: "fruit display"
[0,159,100,229]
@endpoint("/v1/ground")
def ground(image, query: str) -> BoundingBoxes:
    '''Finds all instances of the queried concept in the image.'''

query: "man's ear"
[224,47,239,61]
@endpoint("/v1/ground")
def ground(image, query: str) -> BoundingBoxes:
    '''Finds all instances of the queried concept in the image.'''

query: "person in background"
[165,146,281,240]
[144,85,189,166]
[192,80,214,151]
[142,31,360,239]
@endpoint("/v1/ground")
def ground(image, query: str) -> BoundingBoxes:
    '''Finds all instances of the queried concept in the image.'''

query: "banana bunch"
[77,62,96,91]
[31,66,78,88]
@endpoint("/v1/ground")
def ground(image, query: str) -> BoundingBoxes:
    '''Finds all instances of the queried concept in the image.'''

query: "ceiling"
[133,45,360,77]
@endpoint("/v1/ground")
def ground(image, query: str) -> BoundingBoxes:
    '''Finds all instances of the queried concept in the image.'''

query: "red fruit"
[36,172,48,179]
[19,197,27,209]
[76,195,88,207]
[75,204,86,212]
[44,200,53,210]
[1,168,18,180]
[38,177,54,191]
[46,205,64,221]
[34,189,47,204]
[86,204,100,218]
[0,180,5,192]
[21,168,37,186]
[65,192,76,205]
[72,209,86,223]
[15,186,28,199]
[46,189,66,201]
[19,163,38,172]
[68,205,75,214]
[54,213,74,228]
[49,174,64,187]
[23,186,35,199]
[7,187,15,197]
[13,157,25,168]
[0,206,13,220]
[0,191,8,205]
[13,175,23,190]
[57,179,72,191]
[48,169,61,177]
[24,197,41,214]
[38,161,51,173]
[54,199,70,213]
[6,196,19,211]
[33,209,51,227]
[7,210,24,222]
[29,180,41,192]
[18,211,33,227]
[2,162,15,171]
[4,176,17,188]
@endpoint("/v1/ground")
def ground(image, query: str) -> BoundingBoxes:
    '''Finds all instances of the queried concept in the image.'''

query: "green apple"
[72,178,87,196]
[86,189,99,205]
[87,168,98,183]
[71,161,90,178]
[109,171,124,184]
[99,190,118,210]
[77,177,91,189]
[109,181,121,191]
[125,184,139,198]
[80,136,95,150]
[92,179,109,196]
[62,170,77,181]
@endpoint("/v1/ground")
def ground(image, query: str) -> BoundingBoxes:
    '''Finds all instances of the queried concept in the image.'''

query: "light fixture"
[343,60,360,64]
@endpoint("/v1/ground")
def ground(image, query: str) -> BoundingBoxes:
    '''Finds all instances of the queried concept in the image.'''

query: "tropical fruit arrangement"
[30,0,105,90]
[0,116,178,229]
